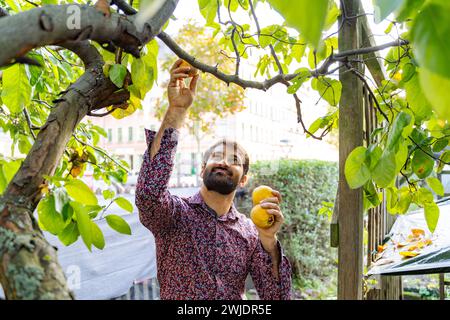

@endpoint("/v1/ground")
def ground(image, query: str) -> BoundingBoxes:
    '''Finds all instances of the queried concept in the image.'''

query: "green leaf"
[396,187,412,214]
[411,148,435,179]
[65,179,98,205]
[405,73,432,123]
[1,64,31,114]
[419,68,450,122]
[411,2,450,79]
[372,150,397,188]
[311,77,342,106]
[395,143,409,172]
[2,159,21,184]
[385,111,412,151]
[438,151,450,173]
[5,0,20,12]
[344,146,371,189]
[396,0,425,22]
[58,221,80,246]
[268,0,328,48]
[373,0,405,23]
[386,187,399,213]
[426,177,445,196]
[102,189,115,200]
[53,187,69,214]
[258,25,283,48]
[424,202,439,233]
[198,0,218,23]
[37,195,66,235]
[324,0,340,31]
[18,134,32,155]
[417,187,434,205]
[287,68,310,94]
[363,180,382,208]
[105,214,132,235]
[109,64,127,88]
[237,0,249,10]
[61,203,74,222]
[72,202,93,251]
[131,59,153,99]
[367,145,383,171]
[224,0,238,11]
[114,197,134,213]
[91,222,105,250]
[433,139,448,153]
[0,169,7,194]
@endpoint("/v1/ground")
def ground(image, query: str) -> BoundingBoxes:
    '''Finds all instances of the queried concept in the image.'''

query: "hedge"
[235,159,338,292]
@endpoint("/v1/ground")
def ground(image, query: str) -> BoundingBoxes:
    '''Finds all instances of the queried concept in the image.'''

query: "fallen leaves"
[398,228,433,259]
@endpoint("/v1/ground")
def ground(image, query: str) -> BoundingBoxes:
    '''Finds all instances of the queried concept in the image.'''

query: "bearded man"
[135,59,292,300]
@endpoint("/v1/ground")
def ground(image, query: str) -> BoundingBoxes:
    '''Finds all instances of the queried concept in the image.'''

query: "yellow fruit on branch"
[252,185,274,205]
[179,60,199,77]
[250,204,275,229]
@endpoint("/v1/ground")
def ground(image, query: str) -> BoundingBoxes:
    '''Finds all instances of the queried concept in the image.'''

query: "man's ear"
[239,174,248,187]
[200,163,206,177]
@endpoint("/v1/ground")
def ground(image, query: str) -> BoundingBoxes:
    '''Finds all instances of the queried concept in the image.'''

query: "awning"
[367,199,450,276]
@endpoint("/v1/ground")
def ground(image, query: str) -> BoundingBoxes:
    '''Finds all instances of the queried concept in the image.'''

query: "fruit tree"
[0,0,449,299]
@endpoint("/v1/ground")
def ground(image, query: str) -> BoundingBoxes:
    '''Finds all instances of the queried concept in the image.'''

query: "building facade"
[87,79,338,187]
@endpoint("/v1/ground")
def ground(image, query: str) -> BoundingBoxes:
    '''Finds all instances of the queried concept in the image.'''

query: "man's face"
[201,143,247,195]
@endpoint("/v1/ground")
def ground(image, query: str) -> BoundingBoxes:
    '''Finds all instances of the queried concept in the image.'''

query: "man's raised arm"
[135,59,199,234]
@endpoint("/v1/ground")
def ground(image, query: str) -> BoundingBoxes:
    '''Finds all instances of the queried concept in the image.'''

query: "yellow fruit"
[252,185,273,205]
[70,166,82,177]
[179,60,199,77]
[250,204,275,229]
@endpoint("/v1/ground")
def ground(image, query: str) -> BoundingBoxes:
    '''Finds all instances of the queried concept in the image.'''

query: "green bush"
[236,159,338,296]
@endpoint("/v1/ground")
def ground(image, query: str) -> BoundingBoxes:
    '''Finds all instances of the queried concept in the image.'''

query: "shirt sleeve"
[249,240,292,300]
[135,127,184,235]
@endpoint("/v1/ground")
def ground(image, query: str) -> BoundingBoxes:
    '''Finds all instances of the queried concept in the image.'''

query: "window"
[118,128,123,143]
[108,128,112,143]
[191,153,197,175]
[128,127,133,142]
[138,126,145,141]
[129,155,134,171]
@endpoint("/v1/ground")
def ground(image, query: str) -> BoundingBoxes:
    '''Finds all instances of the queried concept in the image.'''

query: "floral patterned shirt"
[135,127,292,300]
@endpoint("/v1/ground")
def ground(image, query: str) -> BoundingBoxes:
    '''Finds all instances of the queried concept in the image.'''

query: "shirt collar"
[188,191,239,221]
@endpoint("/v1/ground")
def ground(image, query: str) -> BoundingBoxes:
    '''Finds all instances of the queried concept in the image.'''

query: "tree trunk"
[0,42,123,299]
[0,1,178,299]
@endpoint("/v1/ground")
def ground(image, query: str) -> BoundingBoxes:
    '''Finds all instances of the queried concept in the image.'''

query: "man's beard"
[203,167,240,195]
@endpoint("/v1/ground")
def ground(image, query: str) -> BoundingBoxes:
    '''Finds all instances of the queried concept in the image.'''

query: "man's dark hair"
[202,139,250,175]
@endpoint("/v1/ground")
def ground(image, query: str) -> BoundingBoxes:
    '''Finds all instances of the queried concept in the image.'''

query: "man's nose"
[217,157,230,166]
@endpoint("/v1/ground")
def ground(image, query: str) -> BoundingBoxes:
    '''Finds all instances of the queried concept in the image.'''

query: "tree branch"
[0,1,178,67]
[158,30,408,91]
[22,108,37,140]
[112,0,137,15]
[72,134,130,173]
[157,31,298,90]
[249,0,283,74]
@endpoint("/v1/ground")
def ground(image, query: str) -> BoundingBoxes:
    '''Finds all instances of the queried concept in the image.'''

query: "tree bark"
[0,41,122,299]
[0,1,178,67]
[337,0,364,300]
[0,1,178,300]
